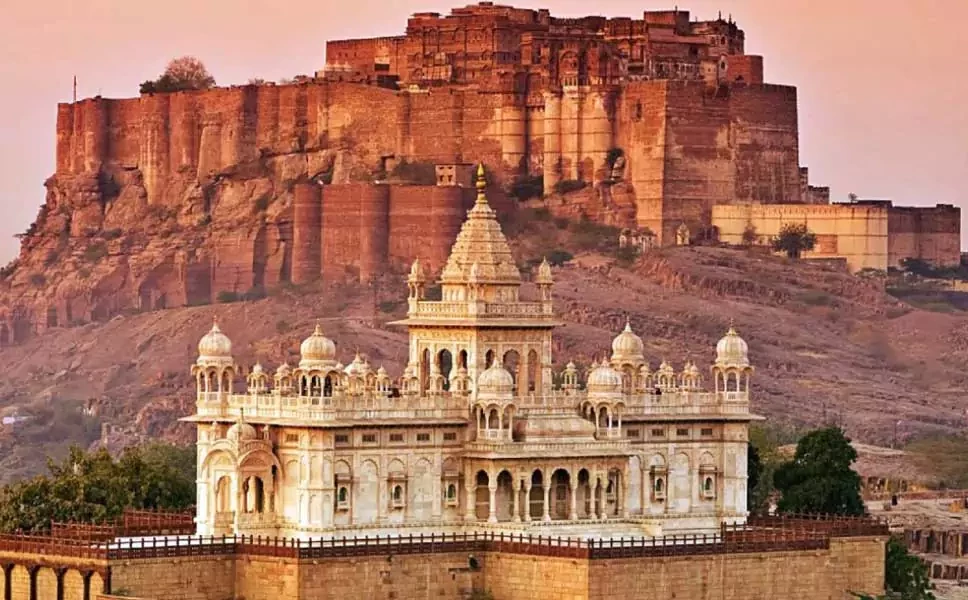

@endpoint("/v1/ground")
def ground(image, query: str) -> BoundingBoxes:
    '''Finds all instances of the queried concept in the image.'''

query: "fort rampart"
[0,515,887,600]
[712,202,960,272]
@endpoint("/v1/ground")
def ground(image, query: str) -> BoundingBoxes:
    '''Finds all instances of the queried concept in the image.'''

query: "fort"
[0,1,958,341]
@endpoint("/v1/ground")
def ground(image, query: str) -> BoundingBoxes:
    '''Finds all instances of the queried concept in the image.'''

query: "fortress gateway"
[186,169,755,537]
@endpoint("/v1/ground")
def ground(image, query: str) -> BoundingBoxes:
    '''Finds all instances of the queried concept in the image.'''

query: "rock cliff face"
[2,83,477,343]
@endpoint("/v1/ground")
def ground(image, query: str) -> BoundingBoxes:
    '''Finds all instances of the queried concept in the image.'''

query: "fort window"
[362,434,377,444]
[651,428,665,437]
[285,433,299,444]
[392,485,405,508]
[445,483,458,506]
[676,428,689,437]
[653,477,666,500]
[635,101,643,121]
[701,428,713,437]
[627,428,640,438]
[443,432,457,441]
[389,433,404,443]
[337,487,349,510]
[417,432,431,442]
[335,434,349,445]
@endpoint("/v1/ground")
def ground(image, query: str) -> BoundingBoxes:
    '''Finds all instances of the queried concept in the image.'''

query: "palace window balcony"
[479,429,509,442]
[595,428,623,440]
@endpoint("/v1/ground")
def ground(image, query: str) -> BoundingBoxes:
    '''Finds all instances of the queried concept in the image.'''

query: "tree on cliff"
[140,56,216,94]
[770,222,817,259]
[773,426,865,516]
[0,443,196,533]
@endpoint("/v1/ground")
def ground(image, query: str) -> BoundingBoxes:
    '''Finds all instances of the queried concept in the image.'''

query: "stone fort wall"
[712,203,960,272]
[0,529,887,600]
[83,537,887,600]
[54,78,800,245]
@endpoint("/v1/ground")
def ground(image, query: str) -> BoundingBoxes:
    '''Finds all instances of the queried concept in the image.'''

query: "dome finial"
[475,163,487,205]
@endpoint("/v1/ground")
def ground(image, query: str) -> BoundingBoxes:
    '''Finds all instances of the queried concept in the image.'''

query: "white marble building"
[184,167,760,539]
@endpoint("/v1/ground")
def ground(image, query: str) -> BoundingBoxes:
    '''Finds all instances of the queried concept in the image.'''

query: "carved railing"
[195,388,750,422]
[49,508,195,541]
[0,515,884,564]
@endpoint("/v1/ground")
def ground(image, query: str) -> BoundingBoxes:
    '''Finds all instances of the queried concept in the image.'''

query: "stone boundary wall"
[0,515,888,599]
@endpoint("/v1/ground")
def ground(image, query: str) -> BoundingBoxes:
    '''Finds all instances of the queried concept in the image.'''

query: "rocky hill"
[2,209,968,484]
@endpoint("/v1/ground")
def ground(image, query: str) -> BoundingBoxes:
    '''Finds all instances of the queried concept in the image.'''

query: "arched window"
[704,476,713,493]
[338,487,348,504]
[447,483,457,500]
[654,478,664,493]
[324,375,333,397]
[393,485,403,501]
[485,349,495,368]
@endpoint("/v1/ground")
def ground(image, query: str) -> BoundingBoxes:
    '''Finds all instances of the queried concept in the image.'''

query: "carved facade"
[185,167,758,538]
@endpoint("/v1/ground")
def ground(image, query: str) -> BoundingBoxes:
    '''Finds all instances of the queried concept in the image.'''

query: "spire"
[475,163,487,206]
[624,317,632,332]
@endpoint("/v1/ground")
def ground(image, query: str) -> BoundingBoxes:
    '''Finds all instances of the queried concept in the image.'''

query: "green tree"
[140,56,216,94]
[741,222,758,246]
[851,537,934,600]
[770,222,817,259]
[0,443,195,533]
[747,442,762,513]
[774,427,864,516]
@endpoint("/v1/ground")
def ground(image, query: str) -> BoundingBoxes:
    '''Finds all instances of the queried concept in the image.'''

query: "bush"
[243,287,266,301]
[83,241,109,263]
[508,174,544,201]
[615,246,640,266]
[553,179,586,195]
[771,222,817,259]
[378,300,402,313]
[216,290,240,303]
[546,249,573,266]
[796,290,834,306]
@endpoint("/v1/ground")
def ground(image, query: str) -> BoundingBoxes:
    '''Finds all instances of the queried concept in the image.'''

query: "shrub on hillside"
[553,179,586,195]
[508,174,544,201]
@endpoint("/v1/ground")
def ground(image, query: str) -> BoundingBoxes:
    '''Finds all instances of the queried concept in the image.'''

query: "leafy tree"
[747,442,762,512]
[546,249,574,266]
[741,222,758,246]
[0,443,195,533]
[851,537,934,600]
[770,222,817,259]
[140,56,215,94]
[774,427,864,516]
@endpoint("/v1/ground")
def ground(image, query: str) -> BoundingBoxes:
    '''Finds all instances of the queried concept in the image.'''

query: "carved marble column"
[542,483,551,522]
[488,483,498,523]
[512,478,522,523]
[523,481,533,523]
[569,479,578,520]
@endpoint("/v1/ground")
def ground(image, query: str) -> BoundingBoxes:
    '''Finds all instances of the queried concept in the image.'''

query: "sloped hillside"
[1,217,966,484]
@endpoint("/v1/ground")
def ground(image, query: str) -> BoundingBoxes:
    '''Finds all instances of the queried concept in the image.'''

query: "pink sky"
[2,0,966,263]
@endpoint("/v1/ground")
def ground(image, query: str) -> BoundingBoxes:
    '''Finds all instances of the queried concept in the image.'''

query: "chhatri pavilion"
[183,166,758,539]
